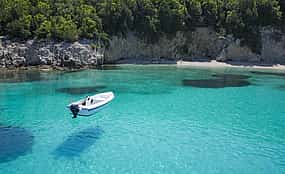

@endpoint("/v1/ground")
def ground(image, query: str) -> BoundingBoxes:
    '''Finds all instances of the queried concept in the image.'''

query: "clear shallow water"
[0,65,285,174]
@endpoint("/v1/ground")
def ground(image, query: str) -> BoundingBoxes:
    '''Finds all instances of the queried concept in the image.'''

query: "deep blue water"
[0,65,285,174]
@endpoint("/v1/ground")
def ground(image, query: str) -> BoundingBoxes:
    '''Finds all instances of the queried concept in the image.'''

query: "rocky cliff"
[105,27,285,64]
[0,39,104,69]
[0,27,284,69]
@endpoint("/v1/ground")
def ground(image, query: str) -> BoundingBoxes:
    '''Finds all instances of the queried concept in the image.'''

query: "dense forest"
[0,0,284,51]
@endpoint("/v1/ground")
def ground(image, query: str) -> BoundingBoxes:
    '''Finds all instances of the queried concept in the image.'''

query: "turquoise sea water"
[0,65,285,174]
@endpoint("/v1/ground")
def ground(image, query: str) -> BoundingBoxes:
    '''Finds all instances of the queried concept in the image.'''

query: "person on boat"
[85,96,91,106]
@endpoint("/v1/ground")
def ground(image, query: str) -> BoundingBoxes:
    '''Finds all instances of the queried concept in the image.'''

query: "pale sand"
[177,60,285,71]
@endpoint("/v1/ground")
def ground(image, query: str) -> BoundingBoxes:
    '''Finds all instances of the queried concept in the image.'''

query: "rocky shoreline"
[1,27,285,70]
[0,38,104,69]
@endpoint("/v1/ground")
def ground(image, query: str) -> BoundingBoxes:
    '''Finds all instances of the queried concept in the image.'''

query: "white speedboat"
[67,92,114,118]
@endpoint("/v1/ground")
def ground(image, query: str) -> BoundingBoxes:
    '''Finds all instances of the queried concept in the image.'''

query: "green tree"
[184,0,202,29]
[32,13,47,31]
[0,0,284,46]
[225,10,245,37]
[5,0,31,21]
[79,17,100,38]
[52,16,78,41]
[2,0,32,38]
[279,0,285,30]
[133,0,159,40]
[200,0,218,26]
[239,0,259,27]
[34,1,51,16]
[7,15,32,39]
[158,0,185,33]
[75,4,102,39]
[98,0,133,36]
[0,0,8,34]
[36,20,52,38]
[257,0,281,26]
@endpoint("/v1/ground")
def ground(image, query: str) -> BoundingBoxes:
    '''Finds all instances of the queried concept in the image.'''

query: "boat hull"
[77,102,109,116]
[67,92,114,117]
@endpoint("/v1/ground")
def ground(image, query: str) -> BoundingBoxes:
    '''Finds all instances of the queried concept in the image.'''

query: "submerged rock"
[183,73,251,88]
[0,126,34,163]
[212,74,251,80]
[56,85,107,95]
[182,79,250,88]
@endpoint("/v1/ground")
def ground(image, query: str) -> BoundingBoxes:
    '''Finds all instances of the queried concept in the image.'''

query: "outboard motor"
[70,104,80,118]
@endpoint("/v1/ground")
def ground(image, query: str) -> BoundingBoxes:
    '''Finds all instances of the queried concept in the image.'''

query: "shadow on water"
[53,126,104,158]
[183,73,251,88]
[0,126,34,163]
[56,86,107,95]
[0,71,48,83]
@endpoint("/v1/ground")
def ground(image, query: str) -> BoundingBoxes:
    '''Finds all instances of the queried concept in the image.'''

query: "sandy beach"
[177,60,285,71]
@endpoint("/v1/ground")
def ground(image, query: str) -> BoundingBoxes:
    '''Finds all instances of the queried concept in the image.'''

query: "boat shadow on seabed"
[53,126,104,159]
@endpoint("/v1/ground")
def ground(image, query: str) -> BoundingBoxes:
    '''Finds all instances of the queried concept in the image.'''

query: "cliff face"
[105,32,186,63]
[0,27,285,69]
[106,27,285,64]
[0,39,104,68]
[261,28,285,63]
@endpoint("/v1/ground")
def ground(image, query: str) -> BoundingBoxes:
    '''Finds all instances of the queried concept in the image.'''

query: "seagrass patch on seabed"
[183,73,251,88]
[0,126,34,163]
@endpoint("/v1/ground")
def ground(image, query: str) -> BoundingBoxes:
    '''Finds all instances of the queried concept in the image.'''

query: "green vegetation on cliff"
[0,0,284,52]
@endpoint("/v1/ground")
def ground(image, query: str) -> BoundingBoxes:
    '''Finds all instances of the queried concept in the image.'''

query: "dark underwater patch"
[250,71,285,77]
[0,71,47,83]
[183,73,251,88]
[130,90,171,95]
[212,74,251,80]
[56,85,107,95]
[182,79,250,88]
[0,126,34,163]
[0,106,7,112]
[277,85,285,90]
[54,127,104,158]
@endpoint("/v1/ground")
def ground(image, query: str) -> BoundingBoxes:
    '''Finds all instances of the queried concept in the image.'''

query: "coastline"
[0,65,98,72]
[1,60,285,72]
[176,60,285,71]
[110,60,285,72]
